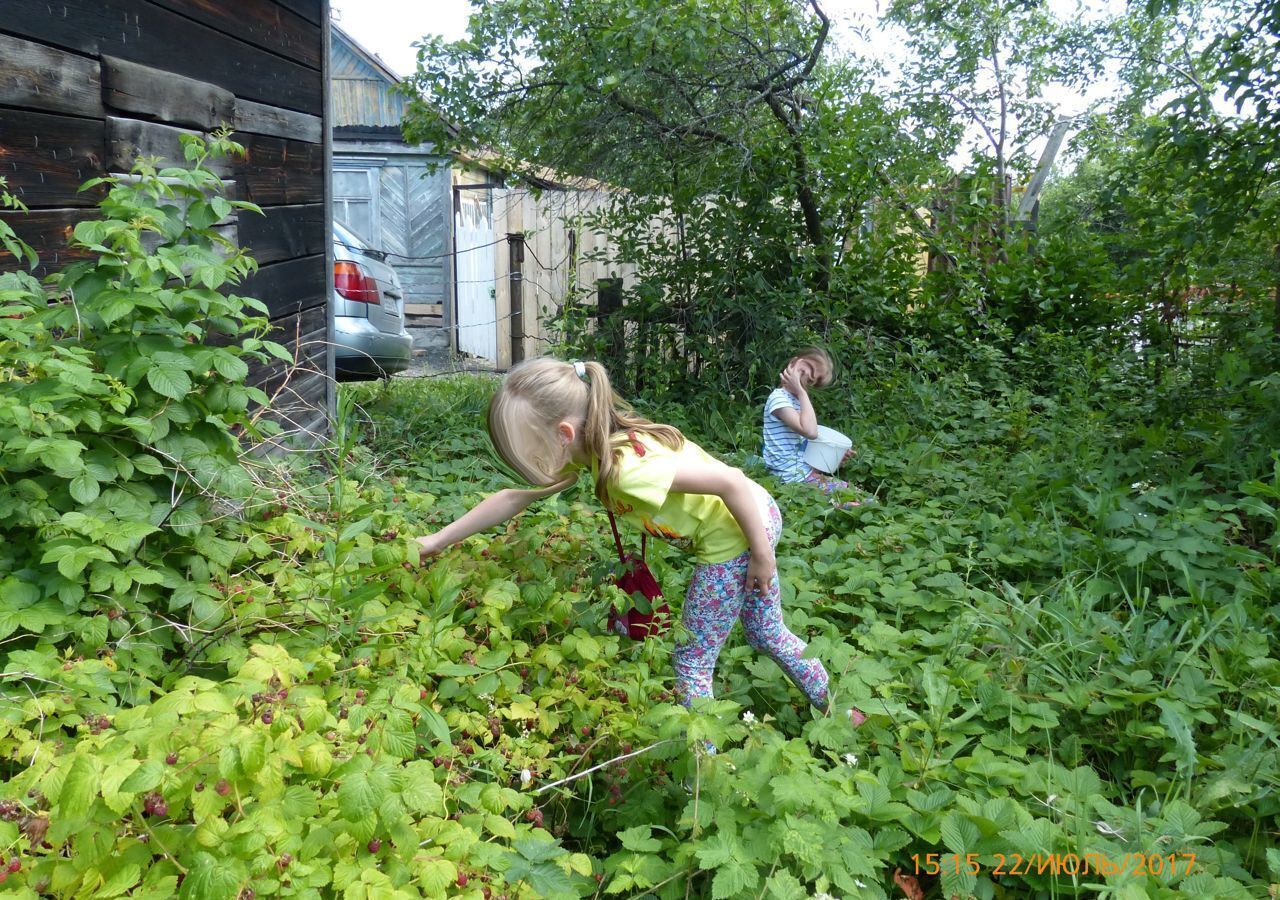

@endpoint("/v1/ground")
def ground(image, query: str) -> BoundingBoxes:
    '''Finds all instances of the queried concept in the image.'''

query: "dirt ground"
[392,347,500,380]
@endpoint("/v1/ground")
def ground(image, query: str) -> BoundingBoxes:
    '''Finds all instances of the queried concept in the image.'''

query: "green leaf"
[400,760,444,814]
[99,862,142,898]
[619,825,663,852]
[147,364,192,400]
[132,454,166,475]
[338,769,388,821]
[512,837,567,864]
[119,759,164,793]
[300,740,333,777]
[694,832,740,868]
[419,707,451,746]
[940,812,981,854]
[69,473,101,504]
[58,753,100,818]
[1157,699,1198,773]
[711,860,758,899]
[239,729,267,774]
[764,869,806,900]
[180,851,246,900]
[416,858,458,895]
[212,352,249,382]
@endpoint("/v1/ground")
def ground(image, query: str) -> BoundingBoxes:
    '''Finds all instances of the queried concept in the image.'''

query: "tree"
[403,0,838,286]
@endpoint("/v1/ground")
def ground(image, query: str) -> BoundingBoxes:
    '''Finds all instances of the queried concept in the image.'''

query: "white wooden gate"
[454,190,496,361]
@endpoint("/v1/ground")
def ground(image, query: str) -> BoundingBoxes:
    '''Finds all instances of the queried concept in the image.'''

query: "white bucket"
[803,425,852,474]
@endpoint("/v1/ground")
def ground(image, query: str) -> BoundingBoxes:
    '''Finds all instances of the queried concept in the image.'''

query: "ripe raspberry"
[215,779,231,796]
[142,792,168,817]
[457,873,469,887]
[260,710,274,725]
[367,838,381,853]
[165,752,178,765]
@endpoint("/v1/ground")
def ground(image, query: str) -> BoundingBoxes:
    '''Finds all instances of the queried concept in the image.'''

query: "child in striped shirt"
[761,347,855,499]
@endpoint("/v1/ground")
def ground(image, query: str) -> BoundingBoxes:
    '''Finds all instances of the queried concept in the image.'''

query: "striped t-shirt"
[762,388,810,483]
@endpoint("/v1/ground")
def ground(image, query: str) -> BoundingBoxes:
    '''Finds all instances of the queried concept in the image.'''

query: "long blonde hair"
[487,357,684,503]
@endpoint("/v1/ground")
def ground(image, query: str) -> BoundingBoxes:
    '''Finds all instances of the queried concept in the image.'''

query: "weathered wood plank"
[101,56,235,131]
[249,302,330,429]
[106,117,234,176]
[251,304,328,373]
[239,254,327,319]
[233,134,325,206]
[233,98,323,143]
[238,203,326,265]
[0,109,106,208]
[144,0,322,70]
[0,34,104,119]
[0,208,97,276]
[404,303,443,316]
[274,0,324,26]
[3,0,323,114]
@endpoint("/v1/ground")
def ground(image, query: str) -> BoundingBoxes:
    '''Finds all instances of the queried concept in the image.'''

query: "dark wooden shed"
[0,0,333,439]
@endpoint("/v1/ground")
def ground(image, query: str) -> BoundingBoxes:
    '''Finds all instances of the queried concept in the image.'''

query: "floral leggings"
[674,497,830,708]
[804,469,859,508]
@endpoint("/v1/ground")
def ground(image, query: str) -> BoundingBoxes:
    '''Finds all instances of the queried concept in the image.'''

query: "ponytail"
[485,357,683,505]
[579,361,684,506]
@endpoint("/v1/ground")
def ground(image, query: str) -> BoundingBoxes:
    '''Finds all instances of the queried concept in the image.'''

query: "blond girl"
[417,358,852,717]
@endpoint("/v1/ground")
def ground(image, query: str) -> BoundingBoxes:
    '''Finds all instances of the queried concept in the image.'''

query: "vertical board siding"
[378,165,409,258]
[1,1,330,436]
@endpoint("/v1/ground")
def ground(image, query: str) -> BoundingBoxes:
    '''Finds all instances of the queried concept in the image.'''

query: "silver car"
[332,222,414,380]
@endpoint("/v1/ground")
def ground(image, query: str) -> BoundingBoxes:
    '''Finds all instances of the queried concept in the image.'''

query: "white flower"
[519,768,532,788]
[843,753,859,767]
[855,881,867,889]
[1094,819,1125,838]
[813,892,837,900]
[742,710,756,724]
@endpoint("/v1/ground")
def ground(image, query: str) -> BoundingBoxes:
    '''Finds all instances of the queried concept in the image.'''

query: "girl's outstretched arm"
[669,461,776,590]
[415,476,576,563]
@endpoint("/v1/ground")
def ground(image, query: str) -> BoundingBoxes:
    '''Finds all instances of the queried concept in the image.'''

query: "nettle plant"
[0,133,287,666]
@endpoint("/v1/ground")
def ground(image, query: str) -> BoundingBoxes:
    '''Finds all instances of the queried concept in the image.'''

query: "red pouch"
[604,508,671,640]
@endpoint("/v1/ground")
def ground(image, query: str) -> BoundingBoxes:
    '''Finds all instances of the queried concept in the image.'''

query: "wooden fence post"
[508,232,525,365]
[597,277,624,373]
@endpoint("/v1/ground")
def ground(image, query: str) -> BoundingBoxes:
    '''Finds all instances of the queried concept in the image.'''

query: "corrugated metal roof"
[331,27,409,129]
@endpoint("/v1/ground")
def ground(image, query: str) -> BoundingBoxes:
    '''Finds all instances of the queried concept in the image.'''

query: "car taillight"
[334,261,380,303]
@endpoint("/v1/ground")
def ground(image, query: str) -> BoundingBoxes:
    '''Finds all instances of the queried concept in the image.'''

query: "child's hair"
[792,346,836,388]
[487,357,684,503]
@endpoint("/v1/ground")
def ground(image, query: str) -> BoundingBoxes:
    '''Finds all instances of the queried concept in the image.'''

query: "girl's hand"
[779,363,806,397]
[746,549,777,599]
[414,533,447,565]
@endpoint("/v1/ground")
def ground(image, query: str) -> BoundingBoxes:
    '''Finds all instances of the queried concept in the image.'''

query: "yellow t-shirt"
[596,433,771,565]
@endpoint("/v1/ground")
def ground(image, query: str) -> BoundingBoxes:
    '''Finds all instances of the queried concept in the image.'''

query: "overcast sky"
[328,0,891,80]
[327,0,1131,169]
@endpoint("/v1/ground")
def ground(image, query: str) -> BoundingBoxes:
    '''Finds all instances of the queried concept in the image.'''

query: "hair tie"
[572,361,589,382]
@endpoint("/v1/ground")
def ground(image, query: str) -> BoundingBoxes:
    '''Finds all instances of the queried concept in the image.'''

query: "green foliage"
[3,320,1278,897]
[0,133,289,674]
